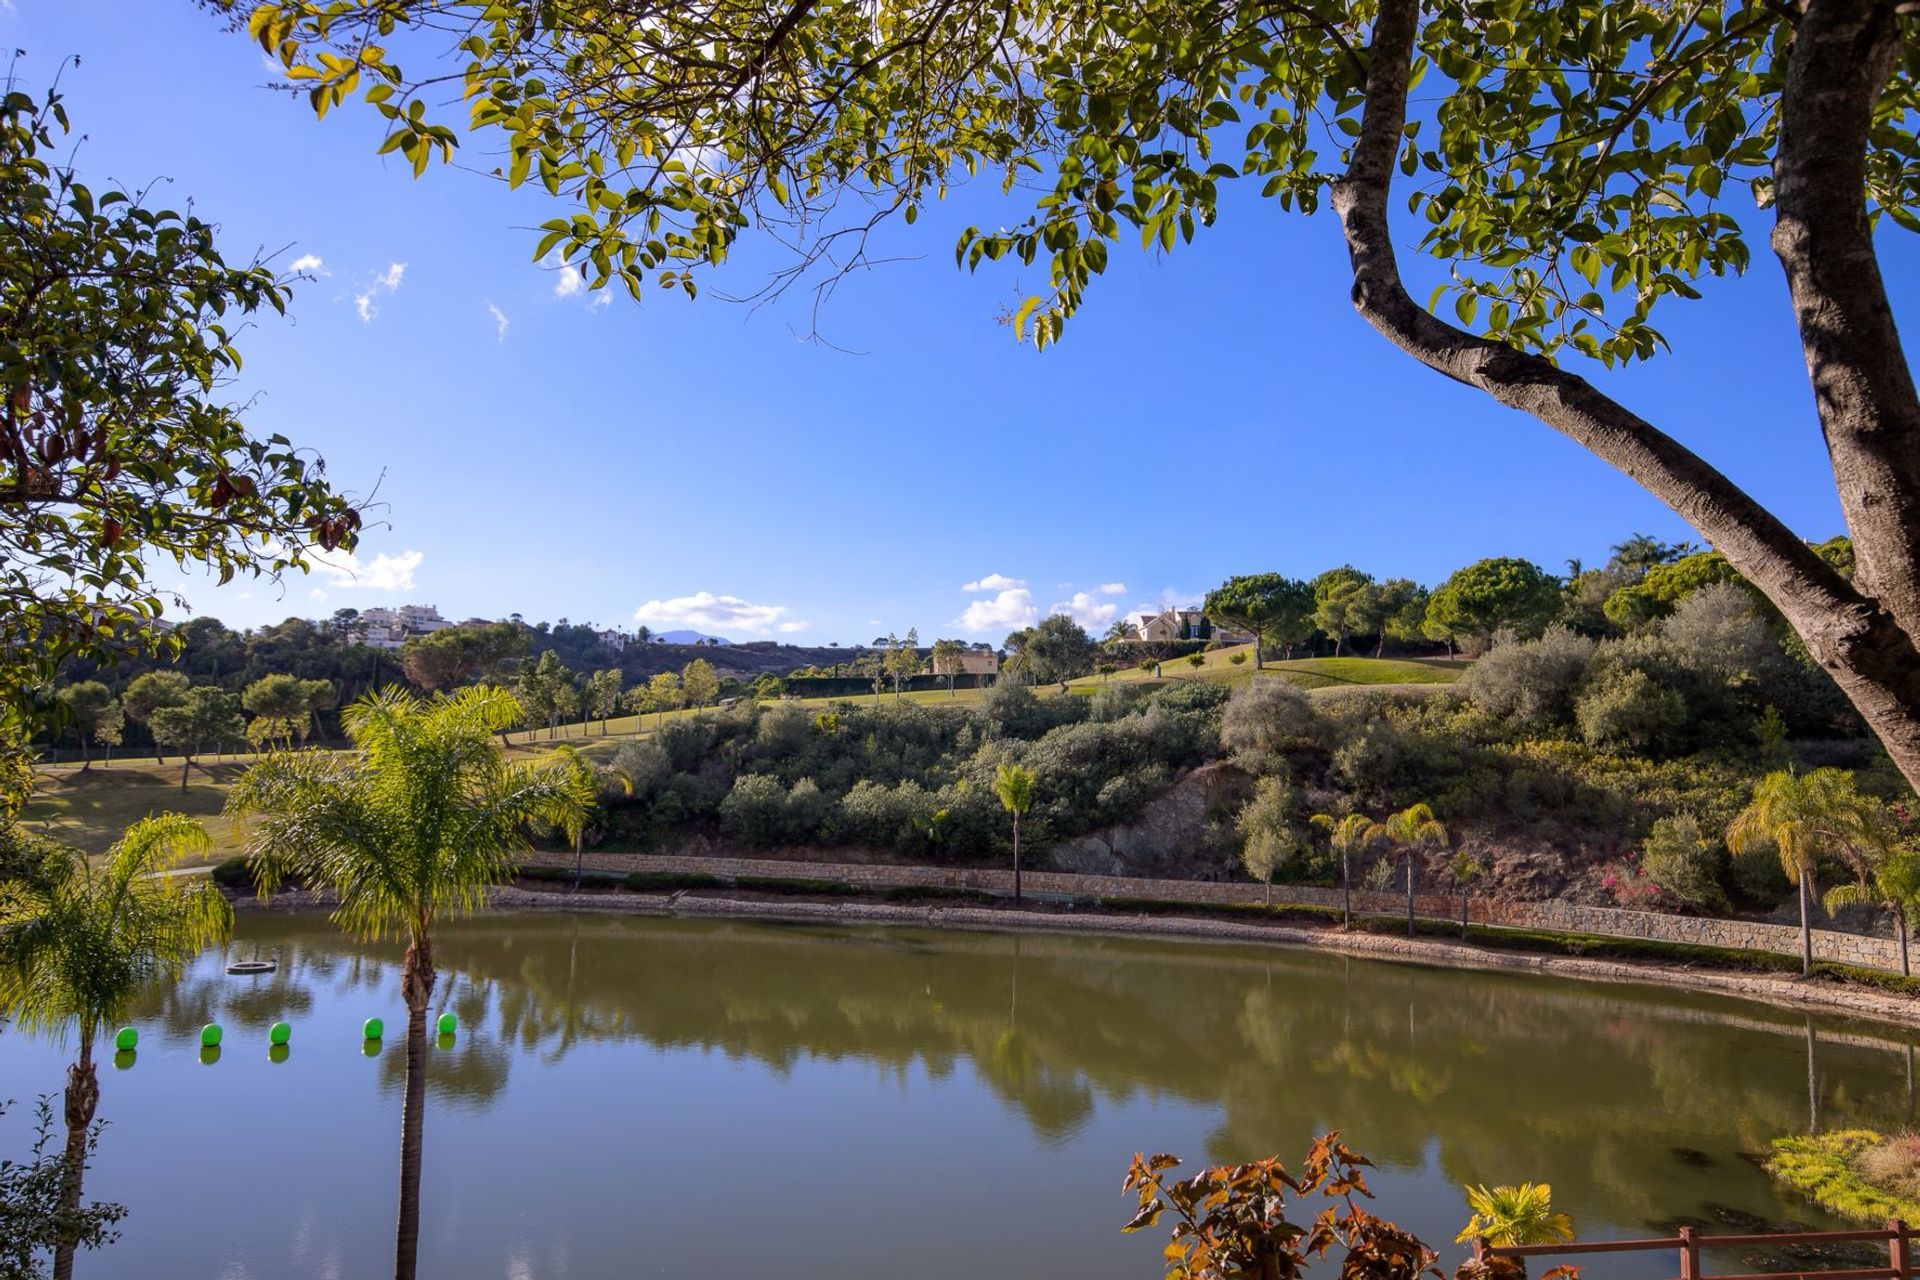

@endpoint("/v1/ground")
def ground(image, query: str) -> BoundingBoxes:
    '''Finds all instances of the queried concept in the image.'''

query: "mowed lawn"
[1068,644,1468,693]
[23,757,261,860]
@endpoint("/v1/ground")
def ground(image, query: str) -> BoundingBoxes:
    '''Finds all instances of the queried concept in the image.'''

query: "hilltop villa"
[1126,607,1253,645]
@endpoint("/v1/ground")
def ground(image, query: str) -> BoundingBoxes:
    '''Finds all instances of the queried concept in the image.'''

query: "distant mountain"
[651,630,731,646]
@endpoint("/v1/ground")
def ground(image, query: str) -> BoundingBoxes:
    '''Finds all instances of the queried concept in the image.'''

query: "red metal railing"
[1477,1221,1915,1280]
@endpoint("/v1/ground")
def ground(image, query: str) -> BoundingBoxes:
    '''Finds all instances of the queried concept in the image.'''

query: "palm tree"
[1727,768,1882,975]
[1825,839,1920,977]
[1449,848,1483,938]
[1379,802,1450,937]
[226,687,592,1280]
[995,762,1035,903]
[1454,1182,1574,1249]
[554,747,632,890]
[1311,812,1382,929]
[0,815,232,1280]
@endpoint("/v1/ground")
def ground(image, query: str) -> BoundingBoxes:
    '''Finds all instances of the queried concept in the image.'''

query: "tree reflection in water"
[115,909,1920,1267]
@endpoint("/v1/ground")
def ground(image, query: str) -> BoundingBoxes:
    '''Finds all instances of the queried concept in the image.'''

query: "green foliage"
[147,687,244,762]
[1004,615,1097,683]
[1310,566,1376,655]
[1424,559,1561,654]
[1639,815,1728,912]
[1464,628,1596,728]
[1455,1183,1573,1248]
[0,1097,126,1280]
[0,815,232,1040]
[1220,679,1321,773]
[0,82,360,721]
[679,659,720,709]
[244,0,1919,363]
[1203,574,1314,662]
[1767,1131,1920,1226]
[1237,776,1303,898]
[1574,665,1688,756]
[400,622,525,690]
[1602,551,1744,631]
[224,687,594,941]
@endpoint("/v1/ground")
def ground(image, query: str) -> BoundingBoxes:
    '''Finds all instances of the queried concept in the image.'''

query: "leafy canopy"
[239,0,1918,357]
[0,81,360,714]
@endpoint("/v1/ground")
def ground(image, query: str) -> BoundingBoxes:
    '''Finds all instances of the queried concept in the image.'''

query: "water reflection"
[5,911,1916,1279]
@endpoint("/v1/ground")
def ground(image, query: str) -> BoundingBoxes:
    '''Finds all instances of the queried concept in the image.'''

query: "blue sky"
[12,2,1905,645]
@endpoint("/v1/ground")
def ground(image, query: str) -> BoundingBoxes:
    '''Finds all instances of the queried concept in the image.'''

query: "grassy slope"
[1067,643,1467,693]
[23,656,1460,858]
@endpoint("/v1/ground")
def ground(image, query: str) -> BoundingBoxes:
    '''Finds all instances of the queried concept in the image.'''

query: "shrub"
[1220,679,1320,772]
[785,777,830,840]
[1575,665,1687,755]
[209,856,256,890]
[1462,625,1595,727]
[1088,682,1139,723]
[1150,680,1232,714]
[1858,1134,1920,1202]
[718,773,790,845]
[607,740,671,800]
[1639,814,1728,911]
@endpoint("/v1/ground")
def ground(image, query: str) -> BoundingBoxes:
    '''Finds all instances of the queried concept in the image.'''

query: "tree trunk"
[1460,886,1469,939]
[77,733,90,770]
[1406,855,1417,938]
[1341,850,1351,930]
[1253,631,1264,671]
[395,933,436,1280]
[572,828,584,890]
[1264,876,1272,908]
[180,757,190,794]
[1330,0,1920,796]
[1799,869,1814,977]
[1901,910,1911,978]
[1012,815,1022,904]
[52,1034,99,1280]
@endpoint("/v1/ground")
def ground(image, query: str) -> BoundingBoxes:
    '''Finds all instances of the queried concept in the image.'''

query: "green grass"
[1070,645,1468,695]
[22,757,259,860]
[1767,1131,1920,1224]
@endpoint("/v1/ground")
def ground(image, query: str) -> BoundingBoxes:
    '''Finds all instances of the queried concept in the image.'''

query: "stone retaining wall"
[533,850,1908,974]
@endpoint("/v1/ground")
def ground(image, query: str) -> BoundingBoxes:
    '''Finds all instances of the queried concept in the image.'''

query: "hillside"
[1069,644,1468,693]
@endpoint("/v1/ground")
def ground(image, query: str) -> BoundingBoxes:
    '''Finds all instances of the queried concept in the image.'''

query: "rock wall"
[542,849,1909,974]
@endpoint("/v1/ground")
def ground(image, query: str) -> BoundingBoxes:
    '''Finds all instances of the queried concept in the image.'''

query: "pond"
[1,911,1913,1279]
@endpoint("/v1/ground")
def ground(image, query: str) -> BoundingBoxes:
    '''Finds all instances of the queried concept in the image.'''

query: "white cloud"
[308,587,330,603]
[304,546,424,592]
[1051,591,1119,629]
[545,250,585,299]
[962,572,1026,593]
[776,621,810,634]
[487,301,509,342]
[354,262,408,323]
[588,291,612,311]
[958,587,1037,633]
[289,253,328,276]
[1096,582,1127,596]
[633,592,794,635]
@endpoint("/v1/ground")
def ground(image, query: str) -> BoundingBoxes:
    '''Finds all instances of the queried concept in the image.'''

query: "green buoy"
[199,1023,223,1048]
[269,1021,291,1046]
[362,1017,384,1040]
[436,1012,457,1036]
[268,1043,290,1064]
[113,1026,137,1052]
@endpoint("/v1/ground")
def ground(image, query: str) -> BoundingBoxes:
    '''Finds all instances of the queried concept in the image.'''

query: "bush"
[718,773,790,845]
[1639,814,1728,911]
[607,739,670,799]
[1220,679,1320,772]
[1462,626,1594,727]
[1575,665,1688,755]
[209,857,256,890]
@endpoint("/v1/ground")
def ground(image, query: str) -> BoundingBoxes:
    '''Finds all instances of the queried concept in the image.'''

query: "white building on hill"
[355,604,453,650]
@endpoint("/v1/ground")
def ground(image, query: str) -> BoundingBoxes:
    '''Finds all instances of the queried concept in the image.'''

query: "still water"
[1,911,1914,1279]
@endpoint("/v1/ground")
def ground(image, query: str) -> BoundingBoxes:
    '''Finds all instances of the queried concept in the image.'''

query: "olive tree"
[241,0,1920,791]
